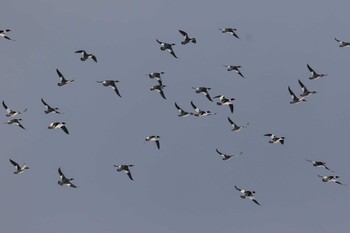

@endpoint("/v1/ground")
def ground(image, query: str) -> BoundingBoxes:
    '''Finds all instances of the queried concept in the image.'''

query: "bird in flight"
[75,50,97,62]
[4,118,26,130]
[219,28,240,39]
[41,98,61,114]
[145,135,160,150]
[0,29,14,41]
[306,159,334,172]
[48,122,69,135]
[223,65,245,78]
[298,80,317,98]
[56,69,74,87]
[97,80,122,97]
[192,87,213,102]
[190,101,215,117]
[318,175,345,186]
[288,86,306,104]
[264,133,285,145]
[334,38,350,48]
[9,159,29,174]
[114,165,134,181]
[58,167,77,188]
[150,84,166,99]
[156,39,177,58]
[175,102,193,117]
[307,64,327,80]
[228,117,249,132]
[214,95,235,113]
[216,149,242,161]
[179,30,196,45]
[2,101,27,117]
[234,185,261,206]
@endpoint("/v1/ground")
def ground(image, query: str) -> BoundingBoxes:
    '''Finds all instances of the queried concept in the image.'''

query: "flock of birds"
[1,27,349,207]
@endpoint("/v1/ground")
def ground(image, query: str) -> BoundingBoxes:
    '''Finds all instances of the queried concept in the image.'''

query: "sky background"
[1,0,350,232]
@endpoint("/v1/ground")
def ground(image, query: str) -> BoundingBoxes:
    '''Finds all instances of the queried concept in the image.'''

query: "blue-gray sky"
[1,0,350,232]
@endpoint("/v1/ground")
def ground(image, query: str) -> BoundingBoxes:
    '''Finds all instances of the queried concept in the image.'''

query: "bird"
[75,50,97,62]
[145,135,160,150]
[306,160,334,172]
[2,101,27,117]
[264,134,285,145]
[288,86,306,104]
[9,159,29,174]
[179,30,196,44]
[156,39,177,58]
[58,167,77,188]
[334,38,350,48]
[216,149,242,161]
[97,80,121,97]
[228,117,249,132]
[175,102,193,117]
[192,87,213,101]
[4,118,26,130]
[0,29,14,41]
[150,84,166,99]
[307,64,327,80]
[223,65,245,78]
[234,185,261,206]
[318,175,345,186]
[114,165,134,181]
[48,122,69,135]
[147,72,165,85]
[219,28,240,39]
[41,98,61,114]
[214,95,235,113]
[190,101,215,117]
[298,80,317,98]
[56,69,74,87]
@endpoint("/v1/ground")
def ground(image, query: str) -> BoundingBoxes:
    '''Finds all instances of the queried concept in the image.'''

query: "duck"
[298,80,317,97]
[56,69,74,87]
[145,135,160,150]
[288,86,306,104]
[175,102,193,117]
[0,29,14,41]
[192,87,213,101]
[179,30,196,44]
[114,165,134,181]
[2,101,27,117]
[4,118,26,130]
[147,72,165,85]
[97,80,121,97]
[228,117,249,132]
[223,65,245,78]
[41,98,61,114]
[214,95,235,113]
[306,159,333,172]
[58,167,77,188]
[75,50,97,62]
[48,122,69,135]
[318,175,345,185]
[190,101,215,117]
[156,39,177,58]
[307,64,327,80]
[334,38,350,48]
[216,149,242,161]
[234,185,261,206]
[9,159,29,174]
[264,133,285,145]
[150,84,166,99]
[219,28,240,39]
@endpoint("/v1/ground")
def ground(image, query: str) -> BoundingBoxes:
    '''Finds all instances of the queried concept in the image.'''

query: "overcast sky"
[1,0,350,232]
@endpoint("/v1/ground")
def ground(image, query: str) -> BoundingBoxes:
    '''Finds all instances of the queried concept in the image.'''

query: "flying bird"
[306,160,334,172]
[9,159,29,174]
[156,39,177,58]
[56,69,74,87]
[190,101,215,117]
[216,149,242,161]
[145,135,160,150]
[150,84,166,99]
[264,134,285,145]
[214,95,235,113]
[41,98,61,114]
[147,72,165,85]
[307,64,327,80]
[48,122,69,135]
[114,165,134,181]
[192,87,213,101]
[298,80,317,98]
[219,28,240,39]
[228,117,249,132]
[175,102,193,117]
[4,118,26,130]
[97,80,122,97]
[318,175,345,186]
[75,50,97,62]
[223,65,245,78]
[334,38,350,48]
[0,29,14,41]
[58,167,77,188]
[234,185,261,206]
[2,101,27,117]
[288,86,306,104]
[179,30,196,44]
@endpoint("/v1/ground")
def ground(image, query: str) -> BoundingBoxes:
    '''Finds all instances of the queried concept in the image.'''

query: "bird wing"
[61,125,69,135]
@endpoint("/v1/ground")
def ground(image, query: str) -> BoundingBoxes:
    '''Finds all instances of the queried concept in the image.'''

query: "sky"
[1,0,350,232]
